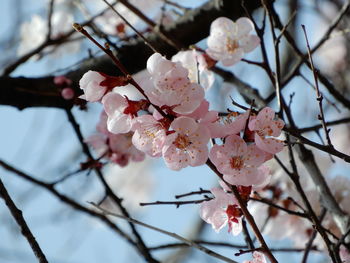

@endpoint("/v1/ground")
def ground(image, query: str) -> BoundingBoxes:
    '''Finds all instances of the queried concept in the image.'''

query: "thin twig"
[301,25,334,148]
[0,178,49,263]
[0,159,136,248]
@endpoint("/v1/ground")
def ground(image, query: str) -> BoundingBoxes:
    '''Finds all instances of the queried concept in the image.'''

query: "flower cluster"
[78,17,283,236]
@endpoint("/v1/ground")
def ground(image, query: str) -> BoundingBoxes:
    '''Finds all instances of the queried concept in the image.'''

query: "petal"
[107,114,133,134]
[223,167,260,186]
[210,17,235,36]
[171,116,198,135]
[187,145,209,167]
[221,49,244,66]
[255,134,284,154]
[102,92,127,116]
[147,53,174,75]
[236,17,254,37]
[252,165,271,191]
[240,35,260,53]
[162,145,190,170]
[225,134,247,156]
[244,144,265,166]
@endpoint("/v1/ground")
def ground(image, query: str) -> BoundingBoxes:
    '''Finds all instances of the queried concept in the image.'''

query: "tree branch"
[0,0,263,109]
[0,178,49,263]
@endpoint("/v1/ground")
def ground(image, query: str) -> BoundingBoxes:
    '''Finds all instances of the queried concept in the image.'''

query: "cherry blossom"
[248,107,285,154]
[79,71,129,102]
[204,110,250,138]
[132,115,168,157]
[79,71,108,102]
[209,134,266,186]
[86,132,145,167]
[162,116,210,170]
[206,17,260,66]
[86,112,145,167]
[102,92,148,134]
[146,53,205,114]
[200,187,242,235]
[172,50,215,90]
[109,132,145,166]
[243,252,267,263]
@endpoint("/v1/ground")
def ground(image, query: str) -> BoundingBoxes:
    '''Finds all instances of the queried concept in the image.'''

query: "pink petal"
[147,53,174,76]
[171,116,198,135]
[236,17,254,37]
[255,134,284,154]
[221,48,244,66]
[210,17,235,36]
[102,92,127,116]
[243,144,265,166]
[240,35,260,53]
[225,135,247,156]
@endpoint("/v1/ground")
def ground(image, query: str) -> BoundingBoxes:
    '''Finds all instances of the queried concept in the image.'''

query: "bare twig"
[0,178,49,263]
[301,25,334,148]
[0,159,136,248]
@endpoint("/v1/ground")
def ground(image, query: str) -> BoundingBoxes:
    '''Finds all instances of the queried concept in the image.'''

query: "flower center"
[230,156,244,169]
[226,37,239,53]
[226,205,242,222]
[173,134,191,149]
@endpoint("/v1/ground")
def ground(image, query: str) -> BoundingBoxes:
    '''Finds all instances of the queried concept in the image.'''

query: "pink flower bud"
[61,88,75,100]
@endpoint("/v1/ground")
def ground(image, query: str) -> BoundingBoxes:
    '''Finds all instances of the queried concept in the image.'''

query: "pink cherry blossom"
[146,53,205,114]
[172,50,215,90]
[132,115,168,157]
[102,92,134,134]
[205,110,250,138]
[86,122,145,167]
[243,252,267,263]
[162,116,210,170]
[109,132,145,167]
[199,187,242,235]
[209,134,266,186]
[79,71,129,102]
[102,93,149,134]
[207,17,260,66]
[248,107,285,154]
[79,70,107,102]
